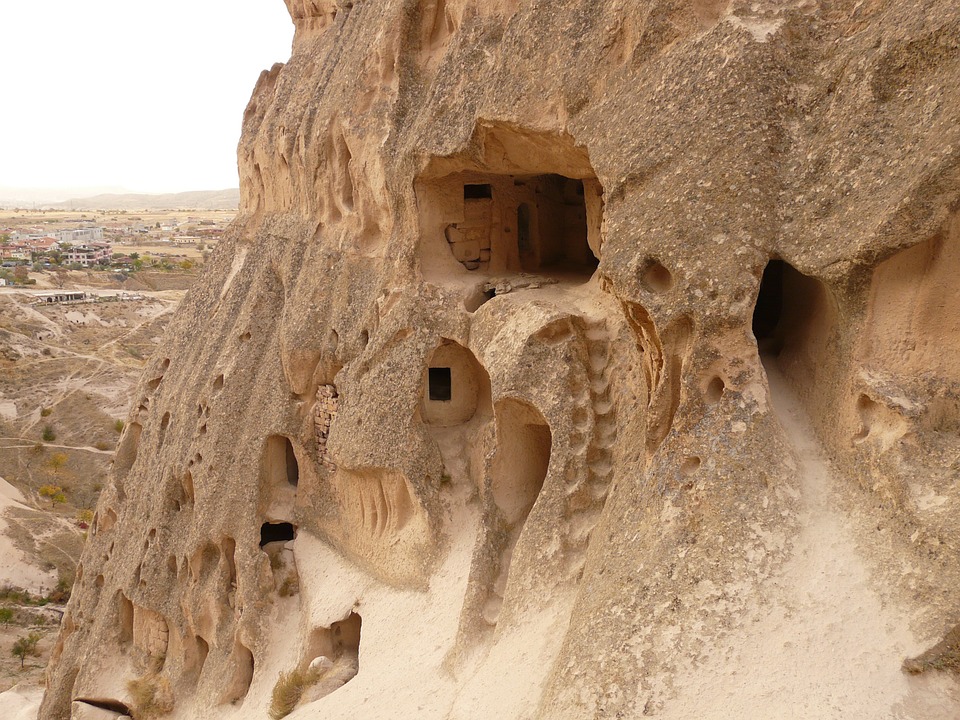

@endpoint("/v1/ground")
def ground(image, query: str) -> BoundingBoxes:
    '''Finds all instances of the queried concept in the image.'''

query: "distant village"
[0,214,230,286]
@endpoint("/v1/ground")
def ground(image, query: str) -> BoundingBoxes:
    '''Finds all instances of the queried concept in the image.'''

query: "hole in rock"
[705,376,725,403]
[464,287,496,312]
[260,522,295,548]
[437,174,598,276]
[422,340,490,427]
[642,260,673,293]
[753,259,836,399]
[118,593,134,644]
[263,435,300,488]
[221,642,255,704]
[75,698,133,716]
[753,260,786,353]
[491,399,552,527]
[681,456,702,476]
[854,394,875,441]
[159,412,171,447]
[190,635,210,679]
[302,613,362,701]
[428,367,452,401]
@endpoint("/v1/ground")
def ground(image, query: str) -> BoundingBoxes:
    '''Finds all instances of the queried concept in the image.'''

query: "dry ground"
[0,277,188,697]
[0,278,186,587]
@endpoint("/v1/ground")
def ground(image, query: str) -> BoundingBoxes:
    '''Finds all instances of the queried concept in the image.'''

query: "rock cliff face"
[41,1,960,718]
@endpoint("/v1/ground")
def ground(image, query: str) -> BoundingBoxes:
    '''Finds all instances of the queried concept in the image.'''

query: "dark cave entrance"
[259,522,296,548]
[753,260,786,355]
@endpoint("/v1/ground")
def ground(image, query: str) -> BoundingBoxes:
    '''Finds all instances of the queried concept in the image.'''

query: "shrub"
[41,426,56,442]
[38,485,66,505]
[39,407,52,417]
[269,667,321,720]
[127,673,174,718]
[114,419,125,433]
[94,441,110,451]
[0,607,13,624]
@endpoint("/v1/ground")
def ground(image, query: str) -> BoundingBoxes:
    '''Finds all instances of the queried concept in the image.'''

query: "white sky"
[0,1,293,196]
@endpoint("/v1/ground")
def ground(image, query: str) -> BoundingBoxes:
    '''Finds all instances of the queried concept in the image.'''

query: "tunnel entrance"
[753,258,837,407]
[753,260,786,355]
[752,260,833,361]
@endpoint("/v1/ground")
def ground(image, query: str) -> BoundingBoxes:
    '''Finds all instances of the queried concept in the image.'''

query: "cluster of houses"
[1,227,113,268]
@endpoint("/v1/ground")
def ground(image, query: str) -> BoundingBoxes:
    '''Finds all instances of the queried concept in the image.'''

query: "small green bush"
[114,419,125,433]
[41,426,56,442]
[0,607,13,624]
[39,407,52,417]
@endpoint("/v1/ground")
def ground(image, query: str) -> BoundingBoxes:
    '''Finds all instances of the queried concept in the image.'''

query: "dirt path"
[662,358,960,719]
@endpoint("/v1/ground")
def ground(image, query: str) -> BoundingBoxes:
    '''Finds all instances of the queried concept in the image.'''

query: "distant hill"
[50,188,240,211]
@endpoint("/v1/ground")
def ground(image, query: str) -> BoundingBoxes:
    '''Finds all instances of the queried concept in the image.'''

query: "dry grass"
[126,673,174,719]
[269,667,321,719]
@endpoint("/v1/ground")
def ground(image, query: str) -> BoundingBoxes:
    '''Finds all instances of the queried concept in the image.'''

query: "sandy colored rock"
[39,1,960,718]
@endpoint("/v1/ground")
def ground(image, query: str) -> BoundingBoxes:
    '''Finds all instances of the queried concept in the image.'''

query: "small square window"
[429,367,452,401]
[464,184,492,199]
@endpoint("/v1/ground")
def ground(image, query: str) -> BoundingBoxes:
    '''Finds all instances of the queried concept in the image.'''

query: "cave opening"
[443,173,598,276]
[419,170,602,281]
[259,522,296,547]
[422,340,490,427]
[753,259,786,354]
[753,258,837,406]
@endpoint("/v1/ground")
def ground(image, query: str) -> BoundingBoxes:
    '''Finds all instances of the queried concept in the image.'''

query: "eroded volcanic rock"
[42,1,960,718]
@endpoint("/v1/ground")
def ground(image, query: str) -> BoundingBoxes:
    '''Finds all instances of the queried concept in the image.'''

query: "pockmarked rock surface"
[41,1,960,718]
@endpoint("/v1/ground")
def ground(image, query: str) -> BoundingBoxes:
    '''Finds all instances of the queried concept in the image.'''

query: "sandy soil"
[660,359,960,719]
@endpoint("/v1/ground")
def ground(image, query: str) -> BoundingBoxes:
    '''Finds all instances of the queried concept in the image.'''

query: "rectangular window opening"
[464,184,492,200]
[428,367,452,401]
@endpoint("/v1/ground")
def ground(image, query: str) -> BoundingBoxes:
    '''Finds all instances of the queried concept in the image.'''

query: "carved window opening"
[428,367,452,401]
[464,183,492,199]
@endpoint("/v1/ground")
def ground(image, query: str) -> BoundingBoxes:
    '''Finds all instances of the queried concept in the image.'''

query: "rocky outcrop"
[41,1,960,718]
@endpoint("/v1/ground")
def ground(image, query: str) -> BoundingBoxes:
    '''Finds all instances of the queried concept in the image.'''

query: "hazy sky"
[0,1,293,196]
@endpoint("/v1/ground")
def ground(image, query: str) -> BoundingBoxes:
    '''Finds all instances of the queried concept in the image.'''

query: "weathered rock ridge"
[42,1,960,718]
